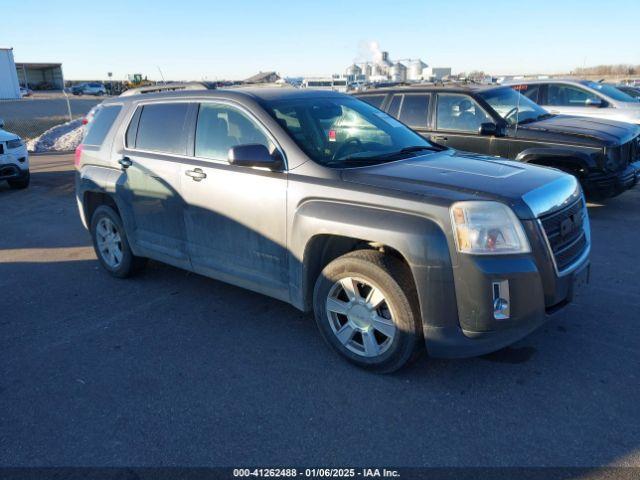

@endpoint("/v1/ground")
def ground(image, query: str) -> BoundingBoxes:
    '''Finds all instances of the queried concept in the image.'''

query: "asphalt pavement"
[0,154,638,468]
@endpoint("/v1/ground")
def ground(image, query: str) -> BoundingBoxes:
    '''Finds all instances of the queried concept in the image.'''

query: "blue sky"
[2,0,639,81]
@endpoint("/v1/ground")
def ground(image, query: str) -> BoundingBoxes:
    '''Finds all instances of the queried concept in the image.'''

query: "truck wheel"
[90,205,146,278]
[8,171,30,189]
[313,250,423,373]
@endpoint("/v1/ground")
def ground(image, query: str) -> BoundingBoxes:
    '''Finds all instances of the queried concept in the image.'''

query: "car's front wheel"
[8,171,30,189]
[90,205,146,278]
[313,250,423,373]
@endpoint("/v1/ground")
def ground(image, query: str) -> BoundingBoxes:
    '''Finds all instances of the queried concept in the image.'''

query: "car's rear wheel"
[90,205,145,278]
[313,250,423,373]
[8,171,30,189]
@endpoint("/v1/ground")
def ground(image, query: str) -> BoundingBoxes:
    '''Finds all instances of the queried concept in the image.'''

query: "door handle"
[185,168,207,181]
[118,157,132,169]
[432,135,448,142]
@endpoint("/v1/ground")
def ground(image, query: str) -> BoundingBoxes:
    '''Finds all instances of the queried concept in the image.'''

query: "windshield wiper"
[518,113,555,125]
[397,145,439,154]
[328,145,438,166]
[517,117,539,125]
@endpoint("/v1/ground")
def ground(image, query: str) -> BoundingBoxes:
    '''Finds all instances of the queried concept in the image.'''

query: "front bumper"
[0,146,29,180]
[583,161,640,198]
[423,204,590,359]
[424,257,589,358]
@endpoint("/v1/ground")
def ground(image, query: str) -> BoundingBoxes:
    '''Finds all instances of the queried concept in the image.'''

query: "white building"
[345,51,445,84]
[0,47,21,99]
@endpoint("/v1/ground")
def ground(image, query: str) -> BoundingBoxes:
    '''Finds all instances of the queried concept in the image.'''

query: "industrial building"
[244,71,281,84]
[345,51,451,84]
[16,62,64,90]
[0,47,21,99]
[0,47,65,98]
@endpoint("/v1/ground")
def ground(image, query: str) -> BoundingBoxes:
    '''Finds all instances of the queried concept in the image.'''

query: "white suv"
[507,79,640,124]
[0,119,29,189]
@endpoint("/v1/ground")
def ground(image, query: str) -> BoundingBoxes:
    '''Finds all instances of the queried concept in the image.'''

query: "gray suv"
[75,88,591,372]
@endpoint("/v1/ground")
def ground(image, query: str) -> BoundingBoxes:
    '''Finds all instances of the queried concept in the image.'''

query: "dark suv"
[356,85,640,199]
[75,88,590,372]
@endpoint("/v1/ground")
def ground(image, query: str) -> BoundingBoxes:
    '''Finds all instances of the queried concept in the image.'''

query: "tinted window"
[135,103,190,154]
[547,84,600,107]
[359,95,386,109]
[436,93,492,132]
[398,94,430,128]
[387,94,402,117]
[83,105,121,146]
[125,106,142,148]
[195,103,274,160]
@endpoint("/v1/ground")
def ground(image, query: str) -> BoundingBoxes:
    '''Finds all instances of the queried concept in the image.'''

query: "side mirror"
[228,144,283,170]
[0,118,4,129]
[478,122,498,136]
[585,98,604,108]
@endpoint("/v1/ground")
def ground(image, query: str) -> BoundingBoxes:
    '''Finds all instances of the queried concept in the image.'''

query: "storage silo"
[390,62,407,82]
[345,64,362,77]
[357,62,371,79]
[407,60,427,81]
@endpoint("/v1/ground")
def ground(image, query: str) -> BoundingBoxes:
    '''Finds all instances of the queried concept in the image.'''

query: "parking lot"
[0,154,639,468]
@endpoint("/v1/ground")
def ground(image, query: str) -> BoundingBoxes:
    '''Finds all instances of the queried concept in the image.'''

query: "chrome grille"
[539,197,589,274]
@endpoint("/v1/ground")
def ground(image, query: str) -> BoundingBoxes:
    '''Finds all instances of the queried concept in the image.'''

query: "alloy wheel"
[325,276,396,358]
[95,217,123,268]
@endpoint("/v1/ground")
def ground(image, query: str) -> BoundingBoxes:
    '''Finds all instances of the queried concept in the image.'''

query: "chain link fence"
[0,92,103,143]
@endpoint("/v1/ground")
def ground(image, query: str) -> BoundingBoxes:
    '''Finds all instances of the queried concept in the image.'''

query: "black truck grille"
[620,136,640,165]
[539,198,588,273]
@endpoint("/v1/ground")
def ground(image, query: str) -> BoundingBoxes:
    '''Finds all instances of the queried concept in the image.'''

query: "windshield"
[479,87,549,125]
[583,81,638,103]
[263,96,436,167]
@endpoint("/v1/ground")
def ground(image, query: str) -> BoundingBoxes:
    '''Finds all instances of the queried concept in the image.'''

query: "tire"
[313,249,423,373]
[8,171,30,189]
[90,205,146,278]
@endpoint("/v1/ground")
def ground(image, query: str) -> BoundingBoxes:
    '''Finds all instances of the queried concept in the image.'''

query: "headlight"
[7,138,23,149]
[450,201,531,254]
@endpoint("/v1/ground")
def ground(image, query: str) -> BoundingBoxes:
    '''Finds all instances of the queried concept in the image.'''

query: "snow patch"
[27,119,85,153]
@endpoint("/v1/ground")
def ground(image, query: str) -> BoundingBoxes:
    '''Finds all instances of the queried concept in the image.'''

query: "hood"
[615,101,640,111]
[516,115,640,146]
[340,150,572,219]
[0,129,20,142]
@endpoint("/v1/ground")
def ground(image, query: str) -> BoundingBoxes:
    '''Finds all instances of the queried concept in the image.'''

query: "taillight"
[74,144,84,168]
[82,117,88,125]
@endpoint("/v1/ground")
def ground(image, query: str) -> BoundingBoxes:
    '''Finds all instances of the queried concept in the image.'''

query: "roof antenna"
[157,66,166,85]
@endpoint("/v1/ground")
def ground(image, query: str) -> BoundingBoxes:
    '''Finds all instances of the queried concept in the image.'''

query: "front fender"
[515,147,600,172]
[289,200,459,331]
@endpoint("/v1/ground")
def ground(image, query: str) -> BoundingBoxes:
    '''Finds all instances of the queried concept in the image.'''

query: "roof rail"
[119,82,215,97]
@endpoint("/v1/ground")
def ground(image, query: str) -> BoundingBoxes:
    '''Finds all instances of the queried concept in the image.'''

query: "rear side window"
[134,103,190,154]
[398,94,430,128]
[359,95,386,109]
[83,105,122,146]
[387,94,402,118]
